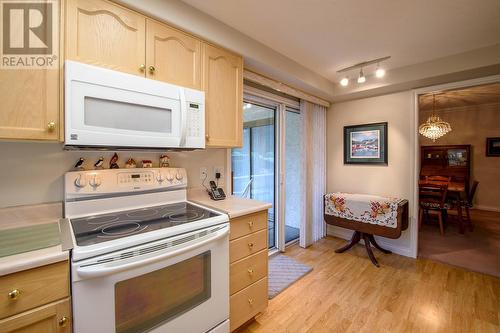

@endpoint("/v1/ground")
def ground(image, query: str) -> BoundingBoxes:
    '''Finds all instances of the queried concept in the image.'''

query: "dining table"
[418,179,467,233]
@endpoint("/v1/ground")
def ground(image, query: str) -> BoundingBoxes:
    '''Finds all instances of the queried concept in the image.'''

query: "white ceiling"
[181,0,500,82]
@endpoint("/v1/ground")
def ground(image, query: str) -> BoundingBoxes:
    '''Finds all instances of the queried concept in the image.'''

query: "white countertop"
[188,189,272,218]
[0,202,68,276]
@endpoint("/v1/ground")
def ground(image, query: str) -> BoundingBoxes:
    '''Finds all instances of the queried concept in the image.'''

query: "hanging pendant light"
[418,94,452,141]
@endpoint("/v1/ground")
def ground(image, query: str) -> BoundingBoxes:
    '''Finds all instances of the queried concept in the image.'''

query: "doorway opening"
[416,81,500,277]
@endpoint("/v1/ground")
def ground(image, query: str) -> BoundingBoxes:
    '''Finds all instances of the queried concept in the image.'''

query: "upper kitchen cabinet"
[146,20,202,89]
[65,0,146,76]
[0,69,59,140]
[203,44,243,148]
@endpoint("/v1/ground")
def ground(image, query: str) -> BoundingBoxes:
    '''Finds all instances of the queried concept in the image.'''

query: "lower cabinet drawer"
[230,249,268,295]
[229,229,267,263]
[0,298,71,333]
[0,261,69,319]
[230,211,268,240]
[230,277,268,332]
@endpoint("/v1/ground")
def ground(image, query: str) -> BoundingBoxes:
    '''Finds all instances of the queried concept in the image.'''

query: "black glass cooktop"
[71,202,219,246]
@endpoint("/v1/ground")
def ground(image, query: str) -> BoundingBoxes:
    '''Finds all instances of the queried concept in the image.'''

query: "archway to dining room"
[414,79,500,277]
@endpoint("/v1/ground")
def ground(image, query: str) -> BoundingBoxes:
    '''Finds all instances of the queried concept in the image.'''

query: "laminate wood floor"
[236,236,500,333]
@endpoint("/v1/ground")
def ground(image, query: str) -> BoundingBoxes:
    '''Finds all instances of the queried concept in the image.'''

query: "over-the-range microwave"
[64,60,205,150]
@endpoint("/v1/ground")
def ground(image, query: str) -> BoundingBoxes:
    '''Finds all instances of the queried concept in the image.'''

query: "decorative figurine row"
[73,154,170,171]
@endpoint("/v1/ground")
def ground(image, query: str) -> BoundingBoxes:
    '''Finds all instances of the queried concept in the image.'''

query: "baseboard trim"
[327,226,412,258]
[473,205,500,213]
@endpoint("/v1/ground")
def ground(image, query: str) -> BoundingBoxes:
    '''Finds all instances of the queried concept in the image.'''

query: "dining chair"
[463,181,479,231]
[425,175,452,183]
[419,183,449,236]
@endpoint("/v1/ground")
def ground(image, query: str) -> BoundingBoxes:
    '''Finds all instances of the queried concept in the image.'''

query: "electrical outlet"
[214,166,224,183]
[200,167,208,180]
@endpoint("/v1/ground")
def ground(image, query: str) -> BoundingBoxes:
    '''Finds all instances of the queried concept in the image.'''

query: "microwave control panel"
[187,103,202,138]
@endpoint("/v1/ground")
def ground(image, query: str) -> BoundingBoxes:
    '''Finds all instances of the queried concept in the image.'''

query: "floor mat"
[268,254,312,299]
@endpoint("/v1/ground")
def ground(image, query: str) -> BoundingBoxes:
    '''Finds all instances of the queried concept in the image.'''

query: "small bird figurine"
[94,157,104,170]
[74,157,85,170]
[109,153,119,169]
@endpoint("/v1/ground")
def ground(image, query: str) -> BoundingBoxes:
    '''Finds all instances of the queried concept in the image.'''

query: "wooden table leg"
[457,205,465,234]
[362,233,379,267]
[368,234,392,254]
[335,231,361,253]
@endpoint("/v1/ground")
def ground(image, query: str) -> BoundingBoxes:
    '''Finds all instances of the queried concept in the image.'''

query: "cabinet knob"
[8,289,20,300]
[58,316,69,327]
[248,298,254,305]
[47,121,56,132]
[248,242,254,248]
[149,65,156,74]
[139,64,145,72]
[247,221,254,228]
[205,134,210,141]
[247,268,254,275]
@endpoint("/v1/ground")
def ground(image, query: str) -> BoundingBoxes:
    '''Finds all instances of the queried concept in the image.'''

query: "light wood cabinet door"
[0,69,59,140]
[146,20,201,89]
[66,0,146,76]
[0,299,71,333]
[203,44,243,148]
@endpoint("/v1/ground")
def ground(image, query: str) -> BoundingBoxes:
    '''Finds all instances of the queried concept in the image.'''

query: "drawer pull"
[47,121,56,132]
[248,242,254,248]
[248,221,254,228]
[248,298,254,305]
[58,316,69,328]
[247,268,254,275]
[8,289,20,300]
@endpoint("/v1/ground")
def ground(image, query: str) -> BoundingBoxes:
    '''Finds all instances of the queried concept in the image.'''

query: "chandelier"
[419,94,452,141]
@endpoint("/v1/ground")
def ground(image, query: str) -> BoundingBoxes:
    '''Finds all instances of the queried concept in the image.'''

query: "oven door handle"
[75,225,228,279]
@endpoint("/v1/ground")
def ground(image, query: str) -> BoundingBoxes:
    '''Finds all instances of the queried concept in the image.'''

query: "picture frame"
[344,122,388,165]
[486,137,500,157]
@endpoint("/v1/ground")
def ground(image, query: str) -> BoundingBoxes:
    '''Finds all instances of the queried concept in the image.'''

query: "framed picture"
[344,122,388,165]
[486,137,500,157]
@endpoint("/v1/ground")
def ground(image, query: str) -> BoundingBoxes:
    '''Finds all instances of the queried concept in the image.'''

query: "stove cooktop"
[70,202,219,246]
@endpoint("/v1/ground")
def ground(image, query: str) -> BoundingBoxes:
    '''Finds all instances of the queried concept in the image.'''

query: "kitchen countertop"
[0,202,68,276]
[188,189,272,218]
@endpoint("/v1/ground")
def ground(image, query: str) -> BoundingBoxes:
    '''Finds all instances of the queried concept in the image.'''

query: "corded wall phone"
[208,180,226,201]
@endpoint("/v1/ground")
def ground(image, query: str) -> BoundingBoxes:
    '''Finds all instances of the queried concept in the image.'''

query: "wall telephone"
[208,181,226,201]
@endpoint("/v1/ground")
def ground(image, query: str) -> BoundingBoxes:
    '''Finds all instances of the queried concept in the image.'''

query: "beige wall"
[326,91,414,256]
[420,103,500,211]
[0,142,226,209]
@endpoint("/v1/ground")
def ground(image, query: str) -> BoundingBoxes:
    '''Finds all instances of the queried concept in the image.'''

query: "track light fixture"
[340,77,349,86]
[375,63,385,78]
[337,56,390,87]
[357,68,366,83]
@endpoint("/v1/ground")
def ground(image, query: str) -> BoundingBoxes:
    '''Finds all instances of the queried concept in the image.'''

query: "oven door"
[71,224,229,333]
[65,60,186,149]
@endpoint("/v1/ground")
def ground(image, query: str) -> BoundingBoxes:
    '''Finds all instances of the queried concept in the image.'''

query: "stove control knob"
[74,174,87,188]
[156,173,165,183]
[89,175,102,188]
[166,172,174,182]
[175,171,183,181]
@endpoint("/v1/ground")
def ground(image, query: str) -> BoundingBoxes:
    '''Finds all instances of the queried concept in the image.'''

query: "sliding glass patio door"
[231,93,302,251]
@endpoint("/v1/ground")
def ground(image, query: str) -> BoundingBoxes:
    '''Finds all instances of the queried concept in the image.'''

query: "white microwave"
[64,60,205,149]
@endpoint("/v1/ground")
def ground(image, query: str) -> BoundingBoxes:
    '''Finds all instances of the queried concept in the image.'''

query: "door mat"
[268,254,312,299]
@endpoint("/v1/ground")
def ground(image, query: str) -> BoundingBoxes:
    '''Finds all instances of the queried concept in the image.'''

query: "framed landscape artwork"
[344,122,388,165]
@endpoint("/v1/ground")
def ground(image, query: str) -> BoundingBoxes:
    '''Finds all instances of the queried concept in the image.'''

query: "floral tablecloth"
[324,193,404,228]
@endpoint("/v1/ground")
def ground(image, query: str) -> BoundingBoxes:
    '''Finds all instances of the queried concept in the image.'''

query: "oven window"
[114,251,211,333]
[84,97,174,133]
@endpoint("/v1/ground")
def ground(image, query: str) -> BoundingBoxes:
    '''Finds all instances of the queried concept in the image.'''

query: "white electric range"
[60,167,229,333]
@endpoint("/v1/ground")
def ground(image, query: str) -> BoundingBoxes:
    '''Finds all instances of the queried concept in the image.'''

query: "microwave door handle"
[179,88,188,147]
[75,225,228,279]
